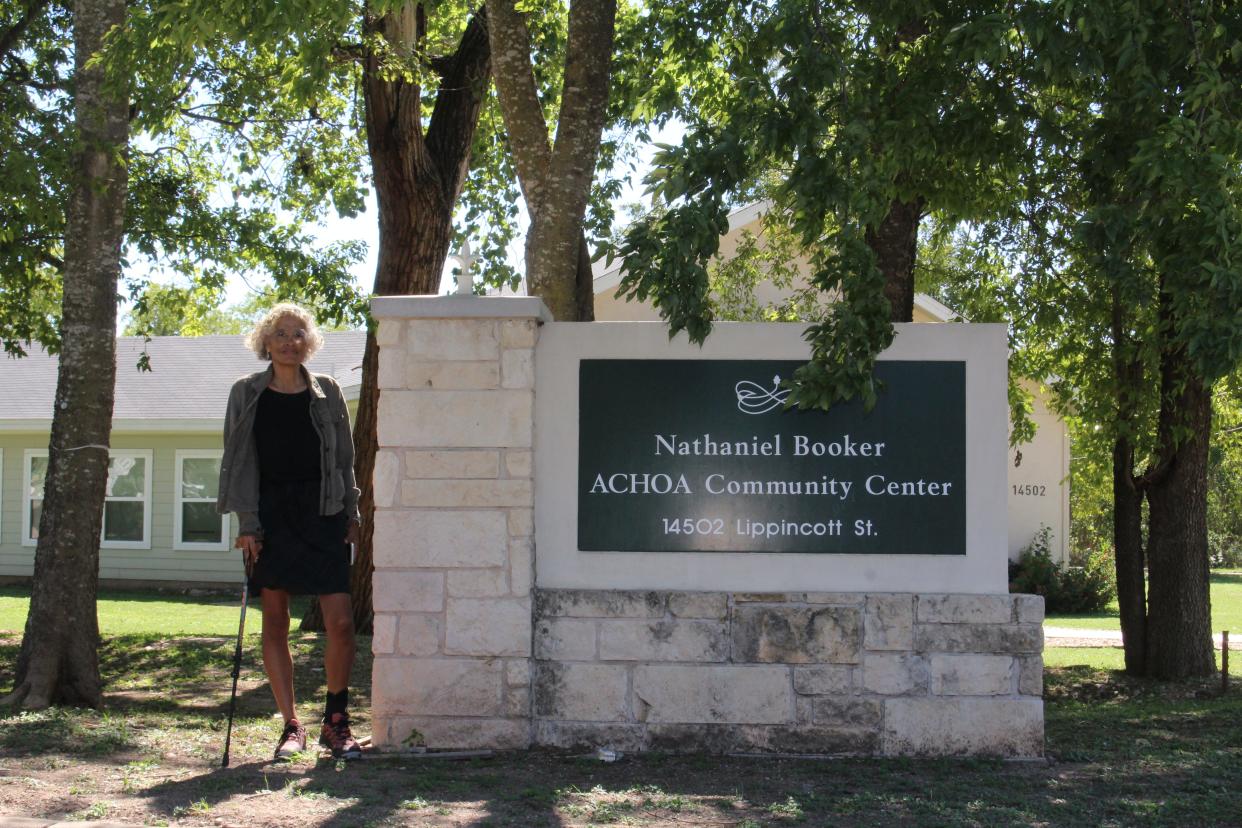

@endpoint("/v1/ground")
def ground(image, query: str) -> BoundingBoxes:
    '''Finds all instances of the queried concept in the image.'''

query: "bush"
[1009,526,1116,613]
[1208,528,1242,568]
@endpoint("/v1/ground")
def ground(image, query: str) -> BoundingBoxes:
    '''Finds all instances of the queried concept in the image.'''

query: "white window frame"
[173,450,228,551]
[100,449,153,550]
[24,448,153,549]
[22,448,45,547]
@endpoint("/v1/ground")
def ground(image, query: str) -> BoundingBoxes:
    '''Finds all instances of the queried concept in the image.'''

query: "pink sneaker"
[274,718,307,760]
[319,712,362,759]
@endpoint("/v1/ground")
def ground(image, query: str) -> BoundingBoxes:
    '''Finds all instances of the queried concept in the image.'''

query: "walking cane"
[221,561,252,768]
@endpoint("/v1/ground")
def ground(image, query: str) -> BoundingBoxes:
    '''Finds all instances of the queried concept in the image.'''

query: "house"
[0,332,366,587]
[591,201,1071,564]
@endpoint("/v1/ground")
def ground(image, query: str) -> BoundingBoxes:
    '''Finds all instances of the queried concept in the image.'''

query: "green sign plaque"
[578,359,966,554]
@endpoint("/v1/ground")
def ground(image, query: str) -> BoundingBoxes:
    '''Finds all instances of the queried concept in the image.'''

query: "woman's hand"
[345,519,360,546]
[235,533,262,570]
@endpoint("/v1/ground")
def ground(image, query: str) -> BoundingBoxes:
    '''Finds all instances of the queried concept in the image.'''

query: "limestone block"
[881,697,1044,757]
[796,695,814,724]
[378,348,405,389]
[373,510,507,568]
[802,593,866,606]
[504,685,531,718]
[917,594,1013,624]
[372,571,444,613]
[735,593,789,603]
[405,449,499,479]
[445,597,531,657]
[508,508,534,537]
[864,594,915,651]
[668,592,729,620]
[732,605,861,664]
[1018,655,1044,696]
[535,589,667,619]
[501,319,538,349]
[916,623,1043,655]
[376,318,402,347]
[501,348,534,389]
[534,617,597,661]
[811,697,883,728]
[504,449,533,479]
[1014,594,1045,624]
[505,659,530,687]
[645,724,876,756]
[407,361,500,390]
[447,568,509,598]
[372,657,502,717]
[401,478,533,508]
[598,619,730,662]
[373,450,400,508]
[380,715,529,751]
[396,614,441,656]
[378,390,532,449]
[633,665,791,724]
[407,318,500,361]
[533,662,629,721]
[533,721,647,752]
[861,653,928,695]
[793,665,854,695]
[509,537,533,597]
[372,613,396,654]
[930,654,1014,696]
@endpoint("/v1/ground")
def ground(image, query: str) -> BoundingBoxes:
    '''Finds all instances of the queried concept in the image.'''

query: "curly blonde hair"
[245,303,325,361]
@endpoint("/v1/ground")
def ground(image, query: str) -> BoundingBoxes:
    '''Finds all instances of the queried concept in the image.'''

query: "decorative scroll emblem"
[735,374,789,415]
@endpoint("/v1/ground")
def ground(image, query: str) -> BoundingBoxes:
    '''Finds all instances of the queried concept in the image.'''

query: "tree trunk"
[1144,343,1215,678]
[1111,292,1147,675]
[302,2,490,634]
[487,0,615,321]
[1113,435,1147,674]
[864,197,923,324]
[4,0,127,710]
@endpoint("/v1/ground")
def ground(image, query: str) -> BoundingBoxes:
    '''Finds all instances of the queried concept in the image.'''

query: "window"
[23,449,152,548]
[174,450,227,550]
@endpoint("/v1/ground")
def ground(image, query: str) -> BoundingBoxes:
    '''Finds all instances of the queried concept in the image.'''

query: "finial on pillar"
[452,240,477,296]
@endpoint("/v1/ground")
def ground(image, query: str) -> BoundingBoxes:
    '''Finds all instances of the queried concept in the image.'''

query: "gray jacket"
[216,364,361,537]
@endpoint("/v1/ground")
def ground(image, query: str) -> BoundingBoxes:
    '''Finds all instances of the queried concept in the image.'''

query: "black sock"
[324,689,348,721]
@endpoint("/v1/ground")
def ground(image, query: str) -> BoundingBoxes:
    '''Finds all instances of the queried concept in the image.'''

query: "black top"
[254,388,321,485]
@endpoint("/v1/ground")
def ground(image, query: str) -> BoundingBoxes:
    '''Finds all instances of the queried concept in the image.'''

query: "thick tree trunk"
[1144,346,1215,678]
[4,0,127,710]
[864,197,923,323]
[487,0,615,321]
[302,3,490,634]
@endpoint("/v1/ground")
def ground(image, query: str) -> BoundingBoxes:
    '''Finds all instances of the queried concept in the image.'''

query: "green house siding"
[0,431,242,586]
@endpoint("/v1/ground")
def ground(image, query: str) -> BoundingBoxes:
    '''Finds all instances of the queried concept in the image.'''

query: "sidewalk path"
[1045,625,1241,649]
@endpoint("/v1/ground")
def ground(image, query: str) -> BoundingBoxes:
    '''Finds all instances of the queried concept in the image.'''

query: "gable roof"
[0,331,367,430]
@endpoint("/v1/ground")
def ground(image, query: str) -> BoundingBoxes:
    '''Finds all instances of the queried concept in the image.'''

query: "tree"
[4,0,128,709]
[487,0,616,320]
[614,0,1034,409]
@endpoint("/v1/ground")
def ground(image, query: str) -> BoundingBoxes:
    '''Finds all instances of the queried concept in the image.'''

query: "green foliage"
[1009,527,1116,614]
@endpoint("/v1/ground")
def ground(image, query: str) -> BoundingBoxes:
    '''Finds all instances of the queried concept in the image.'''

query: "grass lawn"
[0,586,310,637]
[1046,569,1242,632]
[0,588,1239,826]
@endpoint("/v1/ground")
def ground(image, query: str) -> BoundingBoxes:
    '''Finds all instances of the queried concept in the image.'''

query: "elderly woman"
[217,303,362,760]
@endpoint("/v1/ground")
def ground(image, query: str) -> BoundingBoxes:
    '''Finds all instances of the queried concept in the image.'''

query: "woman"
[217,303,363,760]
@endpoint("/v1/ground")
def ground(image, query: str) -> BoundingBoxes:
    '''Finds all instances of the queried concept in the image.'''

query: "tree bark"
[864,197,924,323]
[302,2,491,634]
[1143,338,1215,678]
[487,0,615,321]
[4,0,127,710]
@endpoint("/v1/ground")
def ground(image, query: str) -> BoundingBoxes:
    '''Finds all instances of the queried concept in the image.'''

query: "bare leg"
[318,592,355,695]
[260,588,297,722]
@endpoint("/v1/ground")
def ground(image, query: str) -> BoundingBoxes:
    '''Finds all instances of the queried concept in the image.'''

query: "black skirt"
[249,479,350,596]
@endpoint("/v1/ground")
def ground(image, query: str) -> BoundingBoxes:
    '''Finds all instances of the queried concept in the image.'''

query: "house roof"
[0,331,367,431]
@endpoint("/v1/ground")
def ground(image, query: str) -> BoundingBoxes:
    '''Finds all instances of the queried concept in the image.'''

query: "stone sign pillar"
[368,295,550,750]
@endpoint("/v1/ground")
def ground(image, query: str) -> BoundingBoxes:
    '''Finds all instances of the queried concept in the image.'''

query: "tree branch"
[425,5,492,204]
[0,0,50,67]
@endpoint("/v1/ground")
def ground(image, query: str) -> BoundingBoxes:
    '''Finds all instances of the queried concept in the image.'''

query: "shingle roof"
[0,331,367,425]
